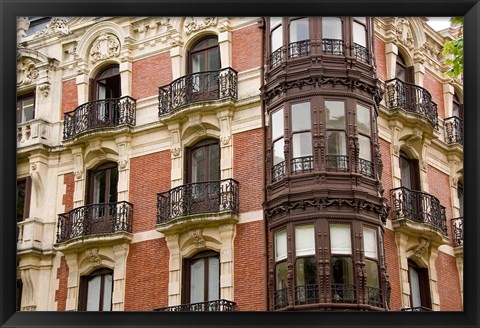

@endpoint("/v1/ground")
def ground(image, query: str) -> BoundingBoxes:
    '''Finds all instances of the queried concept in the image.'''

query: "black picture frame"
[1,1,479,327]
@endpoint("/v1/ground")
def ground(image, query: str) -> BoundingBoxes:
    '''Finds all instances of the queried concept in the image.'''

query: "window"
[291,102,312,174]
[353,17,368,63]
[16,279,23,311]
[274,229,288,308]
[357,104,373,177]
[396,54,414,83]
[270,17,283,67]
[294,225,317,304]
[189,36,220,95]
[457,182,464,217]
[17,93,35,124]
[330,224,355,302]
[399,151,420,191]
[452,93,463,120]
[408,260,432,310]
[325,100,348,171]
[184,251,220,305]
[91,65,121,123]
[322,17,343,55]
[78,269,113,311]
[271,108,285,181]
[17,178,32,222]
[363,227,382,307]
[289,17,309,58]
[87,162,118,230]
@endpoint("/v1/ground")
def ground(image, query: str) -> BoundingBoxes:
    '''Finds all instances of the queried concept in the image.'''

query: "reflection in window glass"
[332,257,354,285]
[365,259,379,288]
[356,104,371,135]
[17,94,35,123]
[290,18,309,43]
[363,227,378,259]
[271,26,283,53]
[291,102,311,131]
[353,21,367,47]
[270,17,282,29]
[272,108,284,140]
[326,101,345,129]
[327,131,347,155]
[358,135,371,161]
[276,261,288,290]
[275,230,287,261]
[208,257,220,301]
[322,17,342,39]
[273,139,285,165]
[296,257,317,286]
[292,133,312,158]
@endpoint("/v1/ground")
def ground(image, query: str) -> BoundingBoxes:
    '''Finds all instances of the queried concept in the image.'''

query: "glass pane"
[21,97,35,122]
[190,258,205,303]
[17,181,26,222]
[400,156,412,189]
[102,273,113,311]
[94,171,106,204]
[191,148,205,183]
[273,138,285,165]
[326,131,346,155]
[275,229,287,261]
[208,144,220,181]
[325,101,345,129]
[409,266,421,308]
[208,257,220,301]
[275,261,288,290]
[322,17,342,40]
[86,275,101,311]
[208,48,220,71]
[458,185,464,217]
[295,225,315,256]
[295,257,317,285]
[272,108,284,140]
[354,17,367,24]
[396,64,405,81]
[357,104,371,135]
[363,227,378,259]
[290,18,309,43]
[291,102,311,131]
[271,26,283,53]
[452,101,460,117]
[365,259,379,288]
[358,135,371,161]
[109,169,118,203]
[353,22,367,47]
[292,133,312,158]
[192,53,205,73]
[270,17,282,30]
[330,224,352,254]
[331,257,354,285]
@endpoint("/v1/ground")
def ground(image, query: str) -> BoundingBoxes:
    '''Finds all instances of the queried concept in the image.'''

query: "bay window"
[363,226,382,307]
[353,17,368,63]
[322,17,343,55]
[291,102,312,174]
[326,100,348,172]
[270,17,283,67]
[289,17,309,58]
[274,229,288,309]
[271,108,285,182]
[294,225,317,304]
[357,103,374,177]
[330,224,355,302]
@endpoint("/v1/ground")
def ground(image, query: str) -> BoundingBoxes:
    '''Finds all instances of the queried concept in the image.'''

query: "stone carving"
[189,229,205,248]
[90,33,121,64]
[17,58,39,86]
[414,238,430,258]
[185,17,218,35]
[87,248,101,264]
[392,144,400,156]
[30,163,37,171]
[395,18,414,50]
[220,135,231,145]
[451,177,458,188]
[34,17,71,38]
[17,17,30,40]
[38,82,51,97]
[171,146,181,157]
[118,160,128,170]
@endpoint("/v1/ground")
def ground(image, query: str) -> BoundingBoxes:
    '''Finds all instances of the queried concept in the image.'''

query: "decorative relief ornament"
[184,17,218,35]
[118,159,128,170]
[89,33,121,64]
[34,17,71,38]
[17,58,39,86]
[171,146,181,157]
[17,17,30,40]
[189,229,205,248]
[87,248,101,264]
[38,82,51,97]
[395,18,414,50]
[220,135,231,145]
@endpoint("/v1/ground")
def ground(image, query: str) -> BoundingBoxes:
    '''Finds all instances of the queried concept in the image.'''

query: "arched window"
[79,268,113,311]
[188,37,220,95]
[395,54,414,83]
[91,65,121,123]
[407,260,431,310]
[183,251,220,304]
[399,150,420,191]
[452,93,463,120]
[86,162,118,228]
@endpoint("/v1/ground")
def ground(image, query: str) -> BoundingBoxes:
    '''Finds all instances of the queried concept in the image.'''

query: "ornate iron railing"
[452,217,463,247]
[331,284,356,303]
[444,116,464,145]
[158,67,238,116]
[272,161,285,182]
[154,299,235,312]
[359,158,374,178]
[322,39,345,55]
[401,307,433,311]
[326,155,349,172]
[366,286,383,308]
[157,179,239,223]
[274,287,289,309]
[295,284,319,305]
[57,201,133,243]
[354,43,369,63]
[270,46,284,68]
[391,187,447,235]
[63,96,136,140]
[385,79,438,128]
[288,40,311,59]
[291,156,313,174]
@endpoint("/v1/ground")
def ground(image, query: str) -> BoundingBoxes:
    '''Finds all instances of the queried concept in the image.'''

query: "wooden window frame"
[399,150,421,191]
[17,92,36,124]
[188,36,220,74]
[78,268,114,311]
[90,65,121,102]
[185,139,220,184]
[182,250,220,304]
[17,177,32,222]
[86,162,118,205]
[407,260,432,309]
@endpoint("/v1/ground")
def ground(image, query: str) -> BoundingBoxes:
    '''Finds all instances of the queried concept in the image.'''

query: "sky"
[426,17,452,31]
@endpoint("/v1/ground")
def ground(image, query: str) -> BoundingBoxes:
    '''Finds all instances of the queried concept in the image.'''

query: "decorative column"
[168,123,183,188]
[413,50,425,87]
[165,235,182,306]
[115,136,131,202]
[28,154,48,219]
[119,61,132,97]
[394,232,411,308]
[217,110,233,180]
[428,246,441,310]
[419,137,430,193]
[75,64,89,106]
[71,146,85,208]
[64,253,80,311]
[218,18,232,69]
[219,224,236,300]
[170,40,184,80]
[385,43,398,80]
[112,244,129,311]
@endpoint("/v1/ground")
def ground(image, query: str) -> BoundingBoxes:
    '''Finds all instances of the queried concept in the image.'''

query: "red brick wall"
[129,151,171,233]
[436,252,462,310]
[379,138,393,199]
[62,173,74,212]
[61,79,78,118]
[124,238,169,310]
[132,52,172,100]
[234,220,266,310]
[427,165,453,243]
[232,24,262,72]
[383,228,402,310]
[374,36,387,81]
[55,256,69,311]
[423,73,445,119]
[233,128,263,213]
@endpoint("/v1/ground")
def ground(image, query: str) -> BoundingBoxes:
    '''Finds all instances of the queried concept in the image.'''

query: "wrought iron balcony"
[273,287,289,309]
[391,187,447,235]
[359,158,374,178]
[288,40,311,59]
[272,161,286,182]
[291,156,313,174]
[157,179,239,224]
[452,217,463,247]
[63,96,136,140]
[332,283,356,303]
[366,286,383,308]
[354,43,369,63]
[444,116,464,145]
[322,39,345,55]
[326,155,349,172]
[56,201,133,243]
[295,284,319,305]
[385,79,438,128]
[401,307,433,311]
[158,67,238,116]
[154,299,235,312]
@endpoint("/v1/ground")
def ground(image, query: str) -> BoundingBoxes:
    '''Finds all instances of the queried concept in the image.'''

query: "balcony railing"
[295,284,319,305]
[332,283,356,303]
[291,156,313,174]
[359,158,374,178]
[326,155,349,172]
[272,161,285,182]
[154,299,235,312]
[322,39,345,55]
[401,307,433,311]
[288,40,311,59]
[354,43,369,63]
[157,179,239,224]
[444,116,464,145]
[452,217,463,247]
[63,96,136,140]
[385,79,438,128]
[56,201,133,243]
[366,286,383,308]
[391,187,447,235]
[158,68,238,116]
[274,287,289,309]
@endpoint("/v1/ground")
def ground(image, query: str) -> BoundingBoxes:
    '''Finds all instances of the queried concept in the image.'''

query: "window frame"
[356,102,374,177]
[325,99,348,172]
[321,17,344,55]
[289,101,313,174]
[293,224,317,305]
[188,36,220,74]
[287,17,310,58]
[271,107,286,182]
[182,250,220,304]
[78,268,114,311]
[17,92,36,124]
[185,138,221,184]
[407,260,432,310]
[17,177,32,222]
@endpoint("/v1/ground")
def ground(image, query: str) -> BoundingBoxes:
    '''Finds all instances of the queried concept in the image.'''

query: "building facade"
[15,16,463,312]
